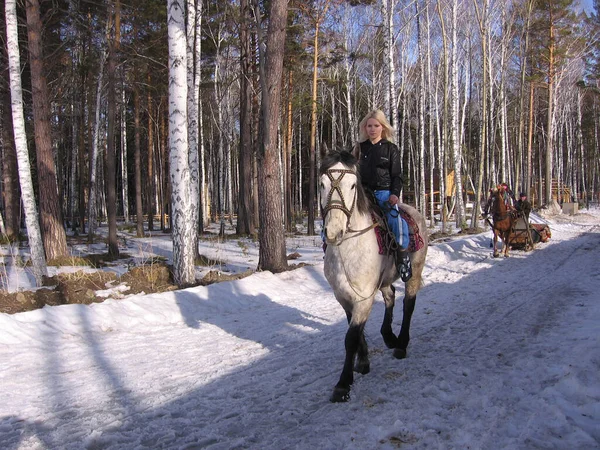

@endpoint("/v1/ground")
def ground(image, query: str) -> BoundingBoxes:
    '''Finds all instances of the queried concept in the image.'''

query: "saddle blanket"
[374,206,425,255]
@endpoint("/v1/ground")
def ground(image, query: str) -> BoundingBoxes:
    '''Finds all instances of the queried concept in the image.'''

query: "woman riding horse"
[320,150,428,402]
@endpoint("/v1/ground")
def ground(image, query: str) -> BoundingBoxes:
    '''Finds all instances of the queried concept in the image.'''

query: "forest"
[1,0,599,286]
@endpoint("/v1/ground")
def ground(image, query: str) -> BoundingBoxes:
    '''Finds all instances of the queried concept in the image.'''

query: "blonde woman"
[352,109,411,281]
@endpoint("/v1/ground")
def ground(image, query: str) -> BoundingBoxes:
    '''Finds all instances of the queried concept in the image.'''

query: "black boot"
[395,247,412,282]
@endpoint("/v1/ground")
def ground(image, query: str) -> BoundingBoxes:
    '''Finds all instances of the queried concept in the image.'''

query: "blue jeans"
[373,190,409,250]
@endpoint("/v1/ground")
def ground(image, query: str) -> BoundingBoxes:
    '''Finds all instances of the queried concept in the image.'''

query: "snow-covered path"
[1,213,599,449]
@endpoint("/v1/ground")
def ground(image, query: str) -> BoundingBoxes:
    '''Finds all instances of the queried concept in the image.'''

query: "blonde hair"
[357,109,395,143]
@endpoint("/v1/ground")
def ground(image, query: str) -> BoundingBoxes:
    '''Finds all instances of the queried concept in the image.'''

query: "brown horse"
[488,187,517,257]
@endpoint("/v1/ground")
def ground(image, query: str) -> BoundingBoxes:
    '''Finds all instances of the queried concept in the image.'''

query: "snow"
[1,209,599,449]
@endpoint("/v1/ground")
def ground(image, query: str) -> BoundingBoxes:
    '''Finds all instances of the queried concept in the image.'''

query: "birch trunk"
[416,0,426,214]
[121,86,129,222]
[450,0,465,227]
[472,0,488,227]
[147,88,155,232]
[545,15,555,205]
[187,0,201,249]
[437,0,450,232]
[5,0,47,284]
[168,0,196,286]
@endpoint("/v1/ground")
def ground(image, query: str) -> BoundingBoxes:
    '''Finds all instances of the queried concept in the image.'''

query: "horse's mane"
[320,151,371,215]
[491,187,507,213]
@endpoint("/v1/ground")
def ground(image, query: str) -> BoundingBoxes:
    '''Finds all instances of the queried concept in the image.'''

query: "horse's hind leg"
[380,284,399,349]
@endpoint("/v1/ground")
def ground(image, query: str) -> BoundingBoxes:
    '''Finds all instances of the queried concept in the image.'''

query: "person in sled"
[352,109,412,282]
[515,192,532,219]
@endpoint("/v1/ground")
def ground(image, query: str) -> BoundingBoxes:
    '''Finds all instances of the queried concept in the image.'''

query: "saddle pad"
[398,206,425,252]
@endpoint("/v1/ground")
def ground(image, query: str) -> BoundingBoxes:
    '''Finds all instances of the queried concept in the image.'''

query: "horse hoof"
[330,387,350,403]
[493,252,500,258]
[393,348,407,359]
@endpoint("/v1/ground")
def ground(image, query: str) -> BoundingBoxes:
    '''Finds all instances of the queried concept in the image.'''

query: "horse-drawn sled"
[486,186,551,257]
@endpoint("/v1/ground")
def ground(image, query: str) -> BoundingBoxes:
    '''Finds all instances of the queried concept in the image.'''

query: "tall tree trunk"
[88,47,107,243]
[285,70,293,232]
[147,80,155,232]
[105,0,121,257]
[306,1,331,236]
[416,0,426,214]
[133,82,144,236]
[1,84,21,239]
[517,0,534,197]
[257,0,289,272]
[545,14,555,205]
[78,30,89,234]
[25,0,68,260]
[5,0,47,284]
[237,0,255,235]
[186,0,201,254]
[472,0,488,227]
[437,0,450,233]
[527,82,535,201]
[450,0,465,228]
[121,84,129,222]
[168,0,196,286]
[307,21,319,236]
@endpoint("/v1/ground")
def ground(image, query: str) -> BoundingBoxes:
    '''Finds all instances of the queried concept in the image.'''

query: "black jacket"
[516,199,532,215]
[356,139,404,197]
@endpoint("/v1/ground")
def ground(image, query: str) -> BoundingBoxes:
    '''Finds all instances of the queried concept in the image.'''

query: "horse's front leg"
[493,231,500,258]
[331,302,373,403]
[380,284,399,349]
[503,231,511,257]
[395,277,419,359]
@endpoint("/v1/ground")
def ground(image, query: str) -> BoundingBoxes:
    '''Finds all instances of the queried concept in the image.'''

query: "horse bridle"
[322,169,357,223]
[322,168,378,237]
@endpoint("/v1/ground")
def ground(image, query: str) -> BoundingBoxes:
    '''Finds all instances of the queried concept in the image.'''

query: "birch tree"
[5,0,47,284]
[187,0,202,249]
[168,0,196,286]
[472,0,489,227]
[450,0,466,227]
